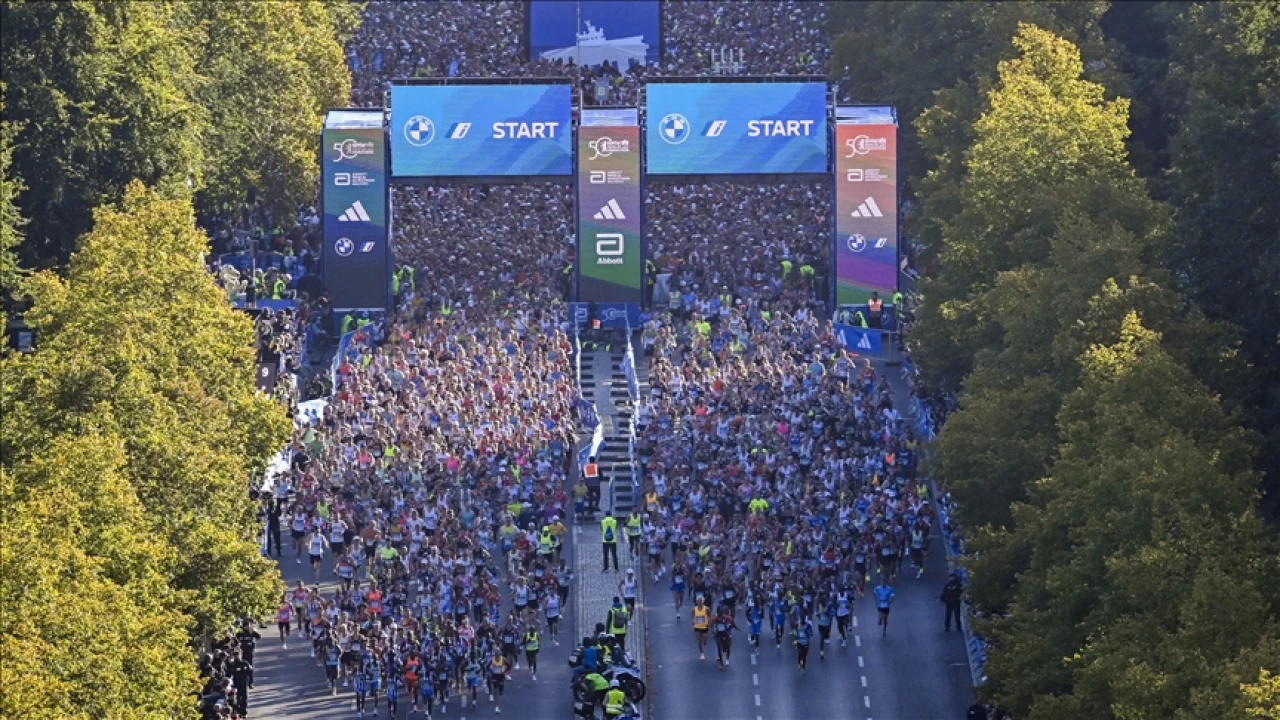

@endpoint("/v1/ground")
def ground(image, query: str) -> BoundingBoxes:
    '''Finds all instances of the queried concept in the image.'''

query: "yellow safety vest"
[626,514,642,537]
[609,607,628,634]
[605,688,626,715]
[524,631,539,652]
[601,517,618,544]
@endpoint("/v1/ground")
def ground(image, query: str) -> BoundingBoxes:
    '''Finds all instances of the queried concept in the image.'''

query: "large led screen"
[645,82,828,175]
[390,84,572,177]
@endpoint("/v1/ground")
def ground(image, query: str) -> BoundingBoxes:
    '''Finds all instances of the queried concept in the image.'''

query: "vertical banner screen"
[578,125,642,303]
[323,126,390,309]
[835,123,898,305]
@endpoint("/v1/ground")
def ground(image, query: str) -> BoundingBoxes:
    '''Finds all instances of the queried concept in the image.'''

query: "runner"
[692,596,711,660]
[793,615,814,672]
[524,625,540,681]
[712,604,740,670]
[275,597,292,649]
[670,561,687,619]
[875,577,897,637]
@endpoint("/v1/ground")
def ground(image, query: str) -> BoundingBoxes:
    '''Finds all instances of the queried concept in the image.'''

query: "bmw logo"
[847,234,867,252]
[404,115,435,147]
[334,237,355,257]
[659,113,690,145]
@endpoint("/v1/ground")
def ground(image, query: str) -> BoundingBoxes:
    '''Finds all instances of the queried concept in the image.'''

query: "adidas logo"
[850,196,884,218]
[857,334,873,350]
[594,199,626,220]
[337,201,371,222]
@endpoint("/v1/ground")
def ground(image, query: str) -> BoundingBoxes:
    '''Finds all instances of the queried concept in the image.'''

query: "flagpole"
[575,0,581,65]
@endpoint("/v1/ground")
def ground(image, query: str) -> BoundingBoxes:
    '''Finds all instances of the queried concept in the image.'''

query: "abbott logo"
[702,120,727,137]
[596,233,625,264]
[850,196,884,218]
[846,135,888,157]
[593,199,626,220]
[446,122,472,139]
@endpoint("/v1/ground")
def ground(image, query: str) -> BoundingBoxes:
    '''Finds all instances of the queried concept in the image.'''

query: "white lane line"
[751,653,758,666]
[755,694,762,707]
[858,655,865,668]
[753,673,759,686]
[865,695,872,708]
[861,675,868,687]
[855,634,862,647]
[853,615,859,627]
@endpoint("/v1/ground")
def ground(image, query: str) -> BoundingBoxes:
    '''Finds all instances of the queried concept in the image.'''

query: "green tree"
[0,91,25,297]
[1242,667,1280,719]
[0,0,206,268]
[0,436,199,719]
[179,0,360,224]
[1,182,290,634]
[829,1,1116,194]
[1161,2,1280,510]
[978,313,1280,719]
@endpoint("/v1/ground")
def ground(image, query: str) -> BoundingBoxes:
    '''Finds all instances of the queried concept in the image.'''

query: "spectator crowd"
[347,0,829,108]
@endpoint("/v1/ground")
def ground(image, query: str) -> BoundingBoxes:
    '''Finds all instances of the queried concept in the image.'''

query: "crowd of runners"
[245,2,841,718]
[628,180,932,673]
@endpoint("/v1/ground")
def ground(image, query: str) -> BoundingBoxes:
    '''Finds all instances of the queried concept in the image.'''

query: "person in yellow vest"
[272,275,286,299]
[607,596,629,653]
[340,312,355,335]
[692,595,711,660]
[601,512,619,572]
[780,259,794,285]
[604,679,627,717]
[800,263,815,291]
[850,310,869,328]
[524,628,540,680]
[625,511,643,558]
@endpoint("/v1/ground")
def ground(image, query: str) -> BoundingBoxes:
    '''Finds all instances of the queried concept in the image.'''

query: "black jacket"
[941,578,964,604]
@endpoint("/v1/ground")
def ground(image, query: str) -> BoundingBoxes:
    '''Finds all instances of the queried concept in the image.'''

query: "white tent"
[540,21,649,67]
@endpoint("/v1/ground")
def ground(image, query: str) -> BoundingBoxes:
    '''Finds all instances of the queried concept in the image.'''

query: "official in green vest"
[607,597,629,653]
[601,512,620,572]
[625,511,642,557]
[851,310,868,328]
[272,277,286,300]
[340,313,355,335]
[780,259,794,283]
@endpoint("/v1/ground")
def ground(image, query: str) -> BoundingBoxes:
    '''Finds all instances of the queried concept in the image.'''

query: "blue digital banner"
[529,1,660,65]
[645,82,828,175]
[569,302,641,329]
[390,85,572,177]
[835,324,884,356]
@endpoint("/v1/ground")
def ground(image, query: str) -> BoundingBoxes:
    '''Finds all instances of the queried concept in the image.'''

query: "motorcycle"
[567,644,646,703]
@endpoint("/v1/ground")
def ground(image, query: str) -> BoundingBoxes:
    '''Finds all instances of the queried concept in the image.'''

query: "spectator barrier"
[903,353,988,687]
[621,318,641,503]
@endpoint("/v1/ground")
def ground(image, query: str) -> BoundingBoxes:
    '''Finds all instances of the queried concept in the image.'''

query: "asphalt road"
[250,533,579,720]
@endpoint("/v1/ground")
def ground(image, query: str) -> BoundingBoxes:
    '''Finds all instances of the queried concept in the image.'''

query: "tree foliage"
[979,314,1280,719]
[0,91,26,297]
[1161,2,1280,509]
[0,0,205,269]
[898,21,1280,718]
[1,183,290,642]
[179,0,359,225]
[0,0,359,269]
[828,1,1117,195]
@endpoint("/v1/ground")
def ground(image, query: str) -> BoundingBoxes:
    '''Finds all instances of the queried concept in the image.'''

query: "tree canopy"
[0,0,358,270]
[0,183,291,716]
[873,20,1280,717]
